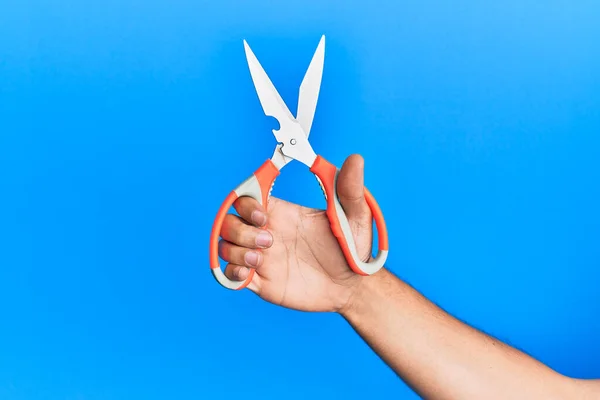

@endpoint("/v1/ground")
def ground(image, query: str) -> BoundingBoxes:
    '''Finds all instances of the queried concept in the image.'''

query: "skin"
[218,154,600,399]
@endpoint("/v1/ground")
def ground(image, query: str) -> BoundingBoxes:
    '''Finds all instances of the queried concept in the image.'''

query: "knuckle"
[234,196,255,214]
[236,226,257,247]
[232,224,248,244]
[234,266,245,279]
[232,198,245,214]
[221,214,236,237]
[224,215,246,243]
[218,240,230,260]
[224,263,235,279]
[237,196,265,221]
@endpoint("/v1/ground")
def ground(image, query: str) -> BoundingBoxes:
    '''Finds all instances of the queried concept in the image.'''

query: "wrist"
[337,267,391,319]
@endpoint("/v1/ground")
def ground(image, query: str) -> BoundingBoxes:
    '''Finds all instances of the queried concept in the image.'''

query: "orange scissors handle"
[209,160,280,290]
[310,155,389,276]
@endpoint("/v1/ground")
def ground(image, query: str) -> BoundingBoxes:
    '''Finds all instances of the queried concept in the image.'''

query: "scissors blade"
[297,35,325,138]
[243,40,296,127]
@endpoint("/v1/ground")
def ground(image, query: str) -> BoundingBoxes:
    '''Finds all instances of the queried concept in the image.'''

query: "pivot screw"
[290,139,297,145]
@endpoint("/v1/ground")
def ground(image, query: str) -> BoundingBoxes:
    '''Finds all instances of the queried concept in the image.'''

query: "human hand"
[217,154,375,313]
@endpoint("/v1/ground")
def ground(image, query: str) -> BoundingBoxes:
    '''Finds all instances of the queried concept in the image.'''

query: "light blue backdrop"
[1,1,599,399]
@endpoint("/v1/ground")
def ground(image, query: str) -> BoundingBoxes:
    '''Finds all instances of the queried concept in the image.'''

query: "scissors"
[210,35,389,290]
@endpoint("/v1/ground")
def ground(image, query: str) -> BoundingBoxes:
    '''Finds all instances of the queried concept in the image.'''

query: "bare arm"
[341,268,598,400]
[217,154,598,399]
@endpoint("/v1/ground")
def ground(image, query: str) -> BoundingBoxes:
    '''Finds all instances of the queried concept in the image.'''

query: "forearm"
[340,268,584,400]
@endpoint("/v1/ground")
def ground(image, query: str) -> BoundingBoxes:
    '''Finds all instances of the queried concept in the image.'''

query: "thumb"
[336,154,371,225]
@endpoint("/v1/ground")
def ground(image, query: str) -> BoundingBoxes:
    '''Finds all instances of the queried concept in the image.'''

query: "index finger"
[234,196,267,227]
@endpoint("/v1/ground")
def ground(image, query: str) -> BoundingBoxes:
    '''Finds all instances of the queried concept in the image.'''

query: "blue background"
[1,1,599,399]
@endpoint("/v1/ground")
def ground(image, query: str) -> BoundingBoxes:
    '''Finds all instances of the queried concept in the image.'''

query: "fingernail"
[251,210,267,227]
[256,232,273,248]
[244,251,260,267]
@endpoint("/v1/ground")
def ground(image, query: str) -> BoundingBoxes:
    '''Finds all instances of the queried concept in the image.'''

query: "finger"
[221,214,274,249]
[337,154,371,223]
[218,240,264,269]
[224,263,262,295]
[224,263,251,281]
[233,196,267,227]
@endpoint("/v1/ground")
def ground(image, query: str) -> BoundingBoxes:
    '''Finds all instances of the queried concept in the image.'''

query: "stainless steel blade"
[243,39,317,169]
[243,40,296,128]
[297,35,325,138]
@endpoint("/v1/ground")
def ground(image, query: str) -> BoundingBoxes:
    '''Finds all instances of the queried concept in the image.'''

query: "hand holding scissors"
[210,36,389,290]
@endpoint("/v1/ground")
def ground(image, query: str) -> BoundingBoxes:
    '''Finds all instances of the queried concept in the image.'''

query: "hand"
[218,154,374,312]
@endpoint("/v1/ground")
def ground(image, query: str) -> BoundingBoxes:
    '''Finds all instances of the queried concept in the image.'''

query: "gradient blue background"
[1,1,599,399]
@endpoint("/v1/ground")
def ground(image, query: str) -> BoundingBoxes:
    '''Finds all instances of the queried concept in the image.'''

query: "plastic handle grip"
[309,155,389,275]
[209,160,280,290]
